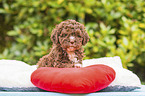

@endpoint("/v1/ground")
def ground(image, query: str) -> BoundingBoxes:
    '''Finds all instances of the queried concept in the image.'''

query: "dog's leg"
[67,51,82,68]
[74,63,82,68]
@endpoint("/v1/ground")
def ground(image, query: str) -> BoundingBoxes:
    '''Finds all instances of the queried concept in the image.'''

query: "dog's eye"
[62,33,67,37]
[78,35,81,38]
[76,33,81,38]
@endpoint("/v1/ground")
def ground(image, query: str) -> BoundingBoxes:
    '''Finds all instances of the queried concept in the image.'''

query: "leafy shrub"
[0,0,145,80]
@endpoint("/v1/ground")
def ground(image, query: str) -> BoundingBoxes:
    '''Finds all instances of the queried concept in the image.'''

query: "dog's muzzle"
[67,46,76,52]
[66,36,76,52]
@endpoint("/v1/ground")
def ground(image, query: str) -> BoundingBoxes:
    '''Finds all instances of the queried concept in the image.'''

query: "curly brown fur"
[37,20,89,68]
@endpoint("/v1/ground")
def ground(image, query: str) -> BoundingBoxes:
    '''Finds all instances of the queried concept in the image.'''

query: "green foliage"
[0,0,145,71]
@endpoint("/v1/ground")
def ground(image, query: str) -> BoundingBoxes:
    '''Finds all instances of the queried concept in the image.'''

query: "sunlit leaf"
[57,0,64,4]
[123,37,128,46]
[0,9,6,13]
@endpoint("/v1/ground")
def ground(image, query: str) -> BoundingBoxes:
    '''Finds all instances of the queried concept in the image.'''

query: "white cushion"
[0,60,36,87]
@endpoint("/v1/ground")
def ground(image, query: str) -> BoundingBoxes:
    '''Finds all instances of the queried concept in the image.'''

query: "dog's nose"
[70,41,74,44]
[70,36,75,44]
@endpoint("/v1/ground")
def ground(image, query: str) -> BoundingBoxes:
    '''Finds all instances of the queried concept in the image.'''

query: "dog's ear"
[82,31,90,45]
[51,29,59,44]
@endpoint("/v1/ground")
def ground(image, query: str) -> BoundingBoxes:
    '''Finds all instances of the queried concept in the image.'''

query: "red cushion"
[31,65,115,93]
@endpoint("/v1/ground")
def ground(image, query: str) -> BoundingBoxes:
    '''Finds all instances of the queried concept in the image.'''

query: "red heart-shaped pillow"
[31,64,115,93]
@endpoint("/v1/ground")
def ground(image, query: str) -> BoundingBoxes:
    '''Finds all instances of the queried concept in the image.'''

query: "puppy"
[37,20,89,68]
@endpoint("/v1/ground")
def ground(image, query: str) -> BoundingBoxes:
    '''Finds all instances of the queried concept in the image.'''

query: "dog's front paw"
[74,64,82,68]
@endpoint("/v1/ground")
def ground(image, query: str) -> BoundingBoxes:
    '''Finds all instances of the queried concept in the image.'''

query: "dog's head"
[51,20,89,52]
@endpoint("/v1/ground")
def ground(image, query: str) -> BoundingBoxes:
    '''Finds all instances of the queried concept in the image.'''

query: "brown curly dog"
[37,20,89,68]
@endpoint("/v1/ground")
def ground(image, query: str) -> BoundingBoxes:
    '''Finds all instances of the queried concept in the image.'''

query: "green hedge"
[0,0,145,80]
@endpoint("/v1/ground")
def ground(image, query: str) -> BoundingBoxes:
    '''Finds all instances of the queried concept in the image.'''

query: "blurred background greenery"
[0,0,145,83]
